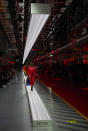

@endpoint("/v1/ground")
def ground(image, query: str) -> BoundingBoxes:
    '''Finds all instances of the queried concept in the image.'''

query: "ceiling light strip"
[23,14,49,64]
[22,3,50,64]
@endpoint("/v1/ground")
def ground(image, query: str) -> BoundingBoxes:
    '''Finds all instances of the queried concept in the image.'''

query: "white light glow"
[65,0,73,6]
[22,14,49,64]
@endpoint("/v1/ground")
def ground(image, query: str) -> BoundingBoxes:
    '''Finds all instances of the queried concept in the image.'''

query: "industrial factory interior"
[0,0,88,131]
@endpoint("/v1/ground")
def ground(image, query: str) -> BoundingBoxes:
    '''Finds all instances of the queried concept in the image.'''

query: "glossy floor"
[0,71,32,131]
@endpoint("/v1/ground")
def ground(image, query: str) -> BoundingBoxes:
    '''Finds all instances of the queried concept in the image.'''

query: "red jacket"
[27,66,36,85]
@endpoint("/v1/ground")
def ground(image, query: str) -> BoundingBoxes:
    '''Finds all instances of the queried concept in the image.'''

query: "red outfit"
[23,66,27,76]
[27,66,36,86]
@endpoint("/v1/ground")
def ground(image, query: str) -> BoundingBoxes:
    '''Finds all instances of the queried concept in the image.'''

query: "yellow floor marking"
[65,120,77,124]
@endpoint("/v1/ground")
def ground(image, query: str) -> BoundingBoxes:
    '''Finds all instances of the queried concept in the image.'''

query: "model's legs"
[31,85,33,91]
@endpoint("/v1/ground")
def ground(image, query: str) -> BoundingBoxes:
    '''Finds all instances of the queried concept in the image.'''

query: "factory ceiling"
[0,0,88,65]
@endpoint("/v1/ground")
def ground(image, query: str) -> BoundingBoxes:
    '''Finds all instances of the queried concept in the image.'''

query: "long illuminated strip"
[22,14,49,64]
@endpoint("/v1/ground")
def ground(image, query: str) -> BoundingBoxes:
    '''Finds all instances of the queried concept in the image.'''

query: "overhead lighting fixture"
[60,8,66,13]
[50,54,53,57]
[57,14,62,18]
[22,3,51,64]
[65,0,73,6]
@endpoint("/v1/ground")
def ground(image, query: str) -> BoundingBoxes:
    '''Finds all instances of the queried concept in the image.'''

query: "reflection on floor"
[34,80,88,131]
[0,71,32,131]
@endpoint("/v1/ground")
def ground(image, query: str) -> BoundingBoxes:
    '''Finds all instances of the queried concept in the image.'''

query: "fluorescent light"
[22,3,51,64]
[50,54,53,57]
[60,8,66,13]
[65,0,73,6]
[23,14,49,64]
[57,14,62,18]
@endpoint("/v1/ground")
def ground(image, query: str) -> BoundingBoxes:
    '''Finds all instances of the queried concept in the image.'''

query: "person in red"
[27,65,36,91]
[23,65,28,76]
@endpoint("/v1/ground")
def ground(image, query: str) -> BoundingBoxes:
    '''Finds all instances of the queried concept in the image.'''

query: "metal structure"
[0,0,88,65]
